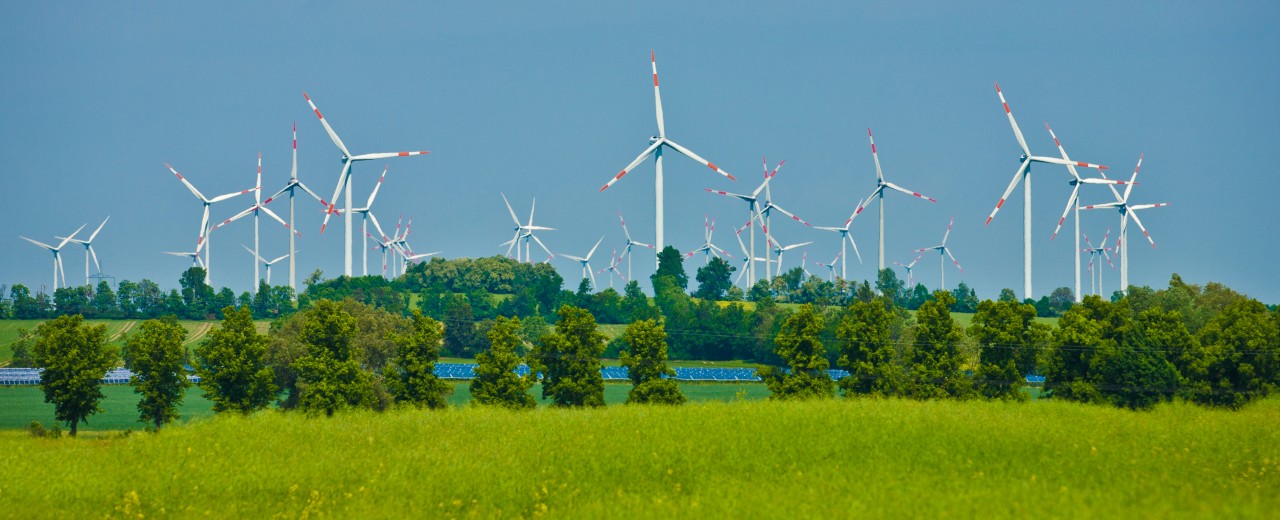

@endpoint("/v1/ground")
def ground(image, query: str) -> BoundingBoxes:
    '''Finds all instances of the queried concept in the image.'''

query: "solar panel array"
[0,367,1048,385]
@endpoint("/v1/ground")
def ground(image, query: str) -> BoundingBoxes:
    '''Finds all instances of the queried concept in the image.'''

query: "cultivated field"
[0,319,272,364]
[0,397,1275,517]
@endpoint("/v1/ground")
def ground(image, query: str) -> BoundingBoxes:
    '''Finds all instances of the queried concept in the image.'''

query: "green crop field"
[0,397,1275,517]
[0,382,769,432]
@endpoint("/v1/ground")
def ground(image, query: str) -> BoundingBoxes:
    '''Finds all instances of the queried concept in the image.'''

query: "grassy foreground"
[1,398,1276,518]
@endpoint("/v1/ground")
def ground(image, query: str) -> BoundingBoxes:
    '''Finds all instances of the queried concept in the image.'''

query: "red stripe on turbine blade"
[706,162,720,172]
[855,207,865,215]
[996,199,1005,209]
[615,170,626,180]
[1003,103,1010,114]
[984,216,994,226]
[398,152,409,156]
[263,197,274,204]
[871,144,876,153]
[653,74,659,87]
[725,173,736,181]
[314,109,323,119]
[792,216,800,221]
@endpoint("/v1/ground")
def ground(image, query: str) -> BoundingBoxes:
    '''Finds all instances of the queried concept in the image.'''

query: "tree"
[32,315,116,436]
[92,280,119,319]
[179,267,214,319]
[8,328,37,367]
[1043,296,1132,404]
[529,305,606,407]
[693,257,734,301]
[904,291,972,399]
[652,246,688,291]
[10,284,43,319]
[906,283,930,310]
[442,294,479,357]
[969,299,1048,401]
[622,280,658,322]
[950,282,979,313]
[388,310,452,408]
[620,319,686,405]
[1047,287,1076,317]
[761,304,834,400]
[124,317,190,429]
[747,279,774,303]
[998,288,1018,303]
[53,287,91,317]
[875,268,905,302]
[471,316,537,409]
[194,306,277,414]
[293,299,376,415]
[836,298,900,397]
[1188,298,1280,408]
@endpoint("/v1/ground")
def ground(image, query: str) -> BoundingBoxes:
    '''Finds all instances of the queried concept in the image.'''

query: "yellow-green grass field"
[0,382,771,432]
[1,397,1275,517]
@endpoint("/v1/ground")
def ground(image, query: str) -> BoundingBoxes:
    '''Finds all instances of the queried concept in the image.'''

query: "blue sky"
[2,1,1277,303]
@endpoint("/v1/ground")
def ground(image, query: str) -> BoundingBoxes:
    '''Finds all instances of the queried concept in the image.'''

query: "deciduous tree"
[762,304,834,400]
[391,310,452,408]
[33,315,116,436]
[620,318,685,405]
[293,299,376,415]
[529,305,606,407]
[194,306,277,414]
[471,316,537,409]
[836,298,900,397]
[124,316,190,429]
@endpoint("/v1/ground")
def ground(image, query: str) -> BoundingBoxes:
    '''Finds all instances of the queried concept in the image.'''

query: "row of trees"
[0,271,296,321]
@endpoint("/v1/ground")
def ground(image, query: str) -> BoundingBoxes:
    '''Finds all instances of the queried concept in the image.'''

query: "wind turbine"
[596,249,627,289]
[751,158,811,282]
[263,123,330,294]
[597,51,736,264]
[705,158,783,284]
[731,219,773,288]
[1081,154,1168,294]
[1044,123,1132,302]
[812,199,865,281]
[915,217,964,291]
[343,165,392,276]
[162,250,205,269]
[815,251,841,282]
[984,84,1108,299]
[20,224,85,292]
[499,194,555,263]
[685,214,733,265]
[208,153,302,291]
[893,253,925,289]
[165,162,256,284]
[762,228,812,277]
[1081,229,1115,296]
[616,211,653,282]
[390,216,440,276]
[561,236,606,291]
[59,216,109,287]
[302,91,429,277]
[850,129,938,273]
[242,245,290,286]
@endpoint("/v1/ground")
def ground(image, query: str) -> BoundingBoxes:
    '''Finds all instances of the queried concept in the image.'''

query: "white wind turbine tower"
[813,199,865,281]
[263,123,329,294]
[704,158,782,284]
[616,211,653,282]
[815,251,841,282]
[1081,154,1168,294]
[597,51,737,265]
[984,84,1108,300]
[303,92,429,277]
[562,236,606,291]
[499,194,555,263]
[1081,229,1115,296]
[166,162,256,284]
[243,245,290,286]
[20,224,85,292]
[731,219,773,288]
[1044,123,1132,302]
[685,214,733,265]
[893,253,925,289]
[344,165,392,276]
[59,216,109,287]
[208,154,302,292]
[915,217,964,291]
[850,129,938,273]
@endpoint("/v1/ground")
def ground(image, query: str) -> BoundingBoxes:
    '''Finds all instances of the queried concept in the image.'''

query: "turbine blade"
[599,140,661,192]
[1127,210,1157,248]
[651,51,665,137]
[56,224,86,250]
[1051,185,1080,241]
[21,236,55,250]
[320,160,352,234]
[985,160,1029,225]
[867,128,885,183]
[663,139,736,181]
[883,181,937,203]
[995,83,1030,156]
[166,163,209,202]
[302,91,352,157]
[350,151,430,161]
[259,205,302,237]
[89,245,101,273]
[366,165,389,207]
[88,216,110,242]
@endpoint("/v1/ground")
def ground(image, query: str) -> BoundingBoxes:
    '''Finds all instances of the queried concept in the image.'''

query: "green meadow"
[0,397,1275,518]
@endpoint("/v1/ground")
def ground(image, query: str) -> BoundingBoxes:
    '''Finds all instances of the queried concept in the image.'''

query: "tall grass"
[1,397,1275,517]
